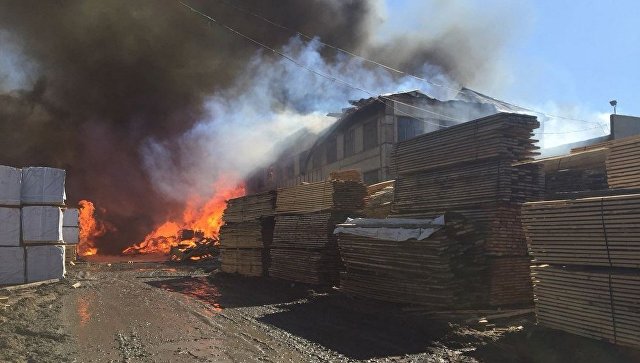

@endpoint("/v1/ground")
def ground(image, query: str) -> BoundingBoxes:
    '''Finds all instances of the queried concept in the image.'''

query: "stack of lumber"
[393,160,543,211]
[329,169,361,182]
[269,213,346,284]
[270,180,367,285]
[488,257,533,306]
[275,180,367,215]
[522,147,609,197]
[335,215,488,308]
[522,194,640,268]
[390,113,540,175]
[606,136,640,189]
[523,193,640,349]
[222,191,276,223]
[531,265,640,349]
[387,113,543,308]
[219,192,276,277]
[363,180,395,218]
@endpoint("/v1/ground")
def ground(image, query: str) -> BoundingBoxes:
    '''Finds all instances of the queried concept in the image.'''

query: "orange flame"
[78,200,109,256]
[122,179,245,255]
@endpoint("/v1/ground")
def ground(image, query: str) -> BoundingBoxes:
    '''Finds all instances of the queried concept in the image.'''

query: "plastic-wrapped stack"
[0,166,73,285]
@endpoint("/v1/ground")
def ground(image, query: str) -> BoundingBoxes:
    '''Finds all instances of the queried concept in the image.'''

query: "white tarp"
[0,207,20,247]
[22,206,63,243]
[62,226,79,244]
[26,245,65,282]
[21,167,66,205]
[63,208,79,227]
[333,216,446,241]
[0,247,25,285]
[0,165,21,206]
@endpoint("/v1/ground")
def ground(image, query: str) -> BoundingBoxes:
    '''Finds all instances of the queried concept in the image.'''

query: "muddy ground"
[1,261,639,363]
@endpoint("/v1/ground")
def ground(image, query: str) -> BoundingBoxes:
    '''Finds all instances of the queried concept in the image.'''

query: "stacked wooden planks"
[390,113,540,175]
[523,193,640,349]
[336,215,488,308]
[219,192,276,277]
[522,194,640,268]
[531,265,640,349]
[275,180,366,215]
[388,113,543,307]
[488,256,533,306]
[606,136,640,189]
[270,180,367,285]
[222,191,276,223]
[363,180,395,218]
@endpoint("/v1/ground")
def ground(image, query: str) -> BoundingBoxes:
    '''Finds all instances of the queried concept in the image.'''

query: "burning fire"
[78,200,109,256]
[122,179,245,255]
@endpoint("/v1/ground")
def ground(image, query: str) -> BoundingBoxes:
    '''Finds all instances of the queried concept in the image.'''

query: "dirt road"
[1,261,639,363]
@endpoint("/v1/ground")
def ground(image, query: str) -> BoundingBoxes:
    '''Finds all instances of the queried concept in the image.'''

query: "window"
[298,150,309,174]
[363,169,380,185]
[326,137,337,164]
[363,120,378,150]
[312,148,323,170]
[397,116,425,142]
[344,128,356,157]
[285,159,295,179]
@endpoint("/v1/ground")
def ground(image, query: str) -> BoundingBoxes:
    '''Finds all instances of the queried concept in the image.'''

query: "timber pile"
[335,215,489,308]
[488,257,533,306]
[393,160,543,211]
[532,265,640,349]
[363,180,394,218]
[522,194,640,268]
[269,213,347,284]
[222,191,276,223]
[523,193,640,349]
[275,180,367,215]
[606,136,640,189]
[390,113,540,175]
[219,193,276,277]
[269,180,366,285]
[385,113,543,308]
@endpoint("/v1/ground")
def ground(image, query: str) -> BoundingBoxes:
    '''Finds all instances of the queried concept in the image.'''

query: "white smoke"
[143,36,434,200]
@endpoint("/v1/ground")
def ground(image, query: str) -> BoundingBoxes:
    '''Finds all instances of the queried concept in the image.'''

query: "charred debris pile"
[0,166,78,286]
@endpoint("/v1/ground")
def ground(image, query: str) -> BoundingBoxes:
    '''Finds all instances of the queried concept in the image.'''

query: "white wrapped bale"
[22,206,63,243]
[0,207,20,247]
[0,165,21,206]
[0,247,25,285]
[21,167,66,206]
[26,245,65,282]
[62,227,79,244]
[63,208,79,227]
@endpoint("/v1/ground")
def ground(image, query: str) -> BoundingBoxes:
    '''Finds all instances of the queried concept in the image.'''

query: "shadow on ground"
[471,323,640,363]
[257,294,450,360]
[146,273,309,308]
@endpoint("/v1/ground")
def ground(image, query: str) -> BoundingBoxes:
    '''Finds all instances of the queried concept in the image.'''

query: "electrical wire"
[178,1,607,136]
[211,0,608,132]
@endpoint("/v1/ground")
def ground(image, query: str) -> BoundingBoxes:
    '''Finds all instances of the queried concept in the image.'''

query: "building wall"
[611,114,640,139]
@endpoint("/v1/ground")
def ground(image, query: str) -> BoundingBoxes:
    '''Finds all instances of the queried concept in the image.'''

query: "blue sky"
[385,0,639,118]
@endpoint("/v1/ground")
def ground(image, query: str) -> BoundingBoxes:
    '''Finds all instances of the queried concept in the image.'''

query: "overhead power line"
[178,1,607,136]
[211,0,607,132]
